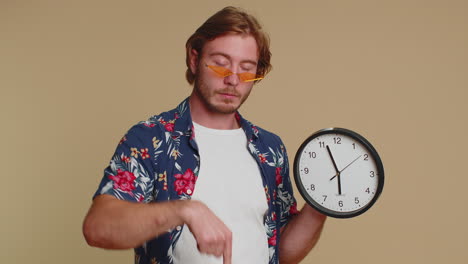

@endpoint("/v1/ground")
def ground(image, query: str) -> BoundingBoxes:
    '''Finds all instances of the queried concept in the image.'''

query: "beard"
[193,75,252,115]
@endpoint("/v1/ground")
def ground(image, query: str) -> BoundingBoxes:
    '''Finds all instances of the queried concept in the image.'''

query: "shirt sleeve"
[93,123,158,203]
[277,140,299,229]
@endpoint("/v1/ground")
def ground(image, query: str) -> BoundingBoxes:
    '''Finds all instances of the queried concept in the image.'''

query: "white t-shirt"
[173,122,269,264]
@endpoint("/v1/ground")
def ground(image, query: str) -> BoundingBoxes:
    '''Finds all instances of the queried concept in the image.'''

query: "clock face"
[294,128,384,218]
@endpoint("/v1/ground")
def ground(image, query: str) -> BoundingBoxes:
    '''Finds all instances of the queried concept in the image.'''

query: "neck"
[188,94,240,130]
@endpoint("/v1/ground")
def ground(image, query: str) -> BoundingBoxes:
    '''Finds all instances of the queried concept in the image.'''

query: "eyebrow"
[208,52,258,66]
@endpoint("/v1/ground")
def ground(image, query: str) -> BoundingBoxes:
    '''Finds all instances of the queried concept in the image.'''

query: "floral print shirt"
[93,98,299,264]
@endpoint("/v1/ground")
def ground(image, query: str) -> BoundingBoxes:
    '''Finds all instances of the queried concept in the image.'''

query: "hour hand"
[326,145,342,195]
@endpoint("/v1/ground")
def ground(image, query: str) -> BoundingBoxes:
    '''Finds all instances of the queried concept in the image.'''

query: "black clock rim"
[293,127,385,219]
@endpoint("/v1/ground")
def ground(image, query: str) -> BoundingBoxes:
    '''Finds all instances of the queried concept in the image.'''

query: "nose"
[224,72,240,86]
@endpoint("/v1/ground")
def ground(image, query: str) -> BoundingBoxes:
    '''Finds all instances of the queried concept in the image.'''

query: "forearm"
[279,204,327,264]
[83,194,187,249]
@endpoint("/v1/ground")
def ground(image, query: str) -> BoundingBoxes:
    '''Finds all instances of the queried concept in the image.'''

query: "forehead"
[202,34,259,63]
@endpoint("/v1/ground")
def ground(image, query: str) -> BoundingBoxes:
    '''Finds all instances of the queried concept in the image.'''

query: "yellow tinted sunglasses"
[205,64,264,82]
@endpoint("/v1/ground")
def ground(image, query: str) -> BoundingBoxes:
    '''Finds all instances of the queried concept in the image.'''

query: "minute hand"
[326,145,340,173]
[329,154,362,181]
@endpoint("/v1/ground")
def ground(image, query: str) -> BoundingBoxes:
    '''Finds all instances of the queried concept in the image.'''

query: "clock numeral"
[319,141,325,148]
[352,143,356,149]
[355,197,360,204]
[370,171,375,177]
[322,195,327,201]
[308,152,317,159]
[310,184,315,191]
[334,137,342,144]
[365,187,370,194]
[363,154,369,161]
[338,201,343,207]
[304,168,309,174]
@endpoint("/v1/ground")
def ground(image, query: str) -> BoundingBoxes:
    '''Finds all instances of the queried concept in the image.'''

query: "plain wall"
[1,0,467,263]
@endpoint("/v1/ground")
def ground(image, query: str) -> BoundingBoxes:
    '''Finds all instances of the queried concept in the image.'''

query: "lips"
[217,88,240,98]
[219,93,237,98]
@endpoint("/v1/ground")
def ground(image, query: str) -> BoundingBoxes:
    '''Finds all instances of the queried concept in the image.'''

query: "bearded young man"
[83,6,326,264]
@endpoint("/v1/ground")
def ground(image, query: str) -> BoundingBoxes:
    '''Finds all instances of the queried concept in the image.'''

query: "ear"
[189,49,199,75]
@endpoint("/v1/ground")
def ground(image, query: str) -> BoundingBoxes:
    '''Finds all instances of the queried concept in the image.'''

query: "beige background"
[1,0,467,263]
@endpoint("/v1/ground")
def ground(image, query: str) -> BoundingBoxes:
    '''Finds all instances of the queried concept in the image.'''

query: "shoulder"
[257,126,282,143]
[247,119,284,148]
[123,108,179,143]
[122,99,191,145]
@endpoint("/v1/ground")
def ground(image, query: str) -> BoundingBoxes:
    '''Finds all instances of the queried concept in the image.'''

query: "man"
[83,6,326,264]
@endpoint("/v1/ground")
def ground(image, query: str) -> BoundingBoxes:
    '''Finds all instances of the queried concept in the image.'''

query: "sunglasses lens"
[207,65,232,77]
[239,73,264,82]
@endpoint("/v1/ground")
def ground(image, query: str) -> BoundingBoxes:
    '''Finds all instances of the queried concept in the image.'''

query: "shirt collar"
[173,97,260,140]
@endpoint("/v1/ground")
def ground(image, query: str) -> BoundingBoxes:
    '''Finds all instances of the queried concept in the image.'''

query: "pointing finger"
[223,232,232,264]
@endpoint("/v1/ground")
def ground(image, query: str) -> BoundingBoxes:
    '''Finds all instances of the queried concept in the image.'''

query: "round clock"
[293,128,384,218]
